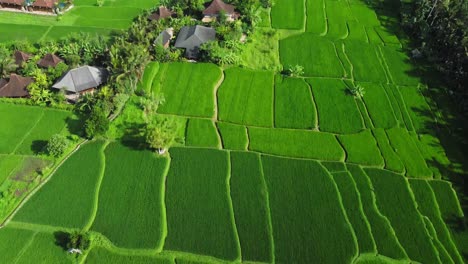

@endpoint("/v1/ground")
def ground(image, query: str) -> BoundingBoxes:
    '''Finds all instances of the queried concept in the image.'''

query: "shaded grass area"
[91,142,168,249]
[13,141,106,228]
[185,119,220,148]
[248,127,345,161]
[154,63,222,118]
[216,122,248,151]
[164,148,240,261]
[262,155,357,263]
[230,151,273,263]
[218,67,274,127]
[365,168,441,263]
[274,75,316,129]
[307,78,364,134]
[372,128,405,173]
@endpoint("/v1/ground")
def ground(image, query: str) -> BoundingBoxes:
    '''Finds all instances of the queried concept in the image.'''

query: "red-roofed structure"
[0,74,33,98]
[202,0,239,22]
[14,51,32,66]
[37,53,63,68]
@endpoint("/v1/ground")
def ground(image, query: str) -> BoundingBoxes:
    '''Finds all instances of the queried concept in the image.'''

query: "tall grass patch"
[230,152,273,263]
[216,122,248,150]
[360,83,398,128]
[398,86,433,133]
[137,62,159,95]
[274,75,316,129]
[380,47,420,86]
[14,141,106,228]
[338,130,384,166]
[280,35,345,78]
[307,78,364,133]
[262,155,357,263]
[248,127,345,160]
[92,142,169,249]
[271,0,304,29]
[365,168,441,263]
[372,129,405,173]
[305,0,326,34]
[325,1,354,39]
[153,63,222,118]
[185,119,220,148]
[218,67,274,127]
[344,41,389,83]
[331,171,376,253]
[164,148,240,261]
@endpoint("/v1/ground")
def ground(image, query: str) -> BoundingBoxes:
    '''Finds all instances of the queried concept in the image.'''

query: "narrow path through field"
[226,151,242,261]
[212,71,224,122]
[156,155,171,252]
[257,157,276,262]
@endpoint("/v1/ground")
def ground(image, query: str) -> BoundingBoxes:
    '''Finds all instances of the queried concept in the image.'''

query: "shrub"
[286,64,304,77]
[348,84,365,98]
[67,231,91,251]
[46,134,70,157]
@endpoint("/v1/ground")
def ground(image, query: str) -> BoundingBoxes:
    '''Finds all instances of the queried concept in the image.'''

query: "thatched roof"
[52,66,108,93]
[14,51,32,66]
[37,53,62,68]
[174,25,216,58]
[0,74,33,98]
[149,6,174,21]
[0,0,23,6]
[203,0,235,15]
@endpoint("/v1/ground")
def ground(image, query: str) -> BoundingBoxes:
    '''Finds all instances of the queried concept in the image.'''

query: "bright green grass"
[344,41,389,83]
[384,84,415,131]
[305,0,326,34]
[372,128,405,173]
[347,21,368,42]
[386,127,432,178]
[185,119,220,148]
[274,75,316,129]
[409,179,464,264]
[365,168,441,263]
[280,34,345,78]
[429,180,468,259]
[331,171,377,253]
[0,227,36,263]
[0,155,23,184]
[374,27,401,45]
[86,247,174,263]
[321,161,347,172]
[262,155,357,263]
[338,130,384,166]
[415,133,451,179]
[347,164,408,259]
[271,0,304,30]
[137,62,160,95]
[164,148,240,261]
[153,63,222,118]
[325,1,354,39]
[216,122,248,150]
[366,27,385,45]
[15,110,71,155]
[248,127,345,161]
[379,46,421,86]
[230,151,273,263]
[240,28,281,71]
[92,142,168,249]
[44,26,117,40]
[398,86,433,133]
[13,141,106,228]
[218,67,274,127]
[360,83,399,128]
[335,41,353,78]
[15,232,70,264]
[0,103,44,154]
[307,78,364,133]
[0,23,50,42]
[350,4,381,26]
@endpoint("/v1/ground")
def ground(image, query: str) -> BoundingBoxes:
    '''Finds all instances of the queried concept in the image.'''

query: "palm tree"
[0,56,17,78]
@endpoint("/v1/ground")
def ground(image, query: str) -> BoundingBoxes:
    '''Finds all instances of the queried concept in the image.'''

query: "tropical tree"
[0,48,17,78]
[46,134,70,157]
[144,115,181,154]
[348,84,365,98]
[287,64,304,77]
[66,231,91,251]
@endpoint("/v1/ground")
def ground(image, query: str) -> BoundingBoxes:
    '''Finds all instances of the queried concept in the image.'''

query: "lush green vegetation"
[185,119,220,148]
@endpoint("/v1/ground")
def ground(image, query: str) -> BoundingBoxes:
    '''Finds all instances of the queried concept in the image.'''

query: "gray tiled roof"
[52,66,108,93]
[174,25,216,58]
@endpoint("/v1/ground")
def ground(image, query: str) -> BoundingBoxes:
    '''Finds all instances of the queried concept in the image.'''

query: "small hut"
[37,53,63,68]
[0,74,33,98]
[148,6,174,21]
[14,51,32,66]
[202,0,239,22]
[155,28,174,48]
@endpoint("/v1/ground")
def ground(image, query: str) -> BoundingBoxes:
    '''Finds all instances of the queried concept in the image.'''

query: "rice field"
[2,0,468,263]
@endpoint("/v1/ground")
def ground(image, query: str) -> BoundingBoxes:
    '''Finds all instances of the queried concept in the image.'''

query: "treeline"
[400,0,467,112]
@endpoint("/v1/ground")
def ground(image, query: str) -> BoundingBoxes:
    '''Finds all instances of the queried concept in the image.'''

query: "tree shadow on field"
[54,231,70,251]
[30,140,48,155]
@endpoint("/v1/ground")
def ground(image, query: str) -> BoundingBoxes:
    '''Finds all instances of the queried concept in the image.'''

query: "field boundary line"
[0,139,89,228]
[375,46,394,84]
[83,140,110,231]
[12,231,38,264]
[10,110,44,155]
[332,42,348,78]
[257,155,276,263]
[213,69,225,121]
[225,151,242,261]
[156,155,171,252]
[39,25,53,41]
[306,81,320,130]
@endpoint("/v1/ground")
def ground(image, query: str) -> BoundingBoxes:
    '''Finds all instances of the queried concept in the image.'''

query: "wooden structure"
[202,0,239,22]
[37,53,63,68]
[0,74,33,98]
[14,50,32,66]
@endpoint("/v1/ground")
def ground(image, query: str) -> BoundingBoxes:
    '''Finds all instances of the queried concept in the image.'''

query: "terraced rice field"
[1,0,467,262]
[0,0,157,42]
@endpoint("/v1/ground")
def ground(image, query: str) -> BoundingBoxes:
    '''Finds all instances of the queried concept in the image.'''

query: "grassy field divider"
[10,110,44,154]
[258,155,276,262]
[213,70,225,121]
[13,231,38,263]
[422,216,455,263]
[225,151,242,262]
[381,84,405,127]
[376,45,394,84]
[0,138,88,228]
[156,154,171,252]
[83,141,110,231]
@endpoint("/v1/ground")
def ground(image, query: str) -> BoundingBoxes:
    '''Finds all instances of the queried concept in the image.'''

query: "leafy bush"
[46,134,70,157]
[67,231,91,251]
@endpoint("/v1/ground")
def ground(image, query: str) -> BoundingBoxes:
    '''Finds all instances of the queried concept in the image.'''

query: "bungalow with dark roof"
[0,74,33,98]
[174,25,216,59]
[14,51,32,66]
[202,0,239,23]
[0,0,23,9]
[149,6,174,21]
[29,0,57,12]
[37,53,62,68]
[52,66,108,102]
